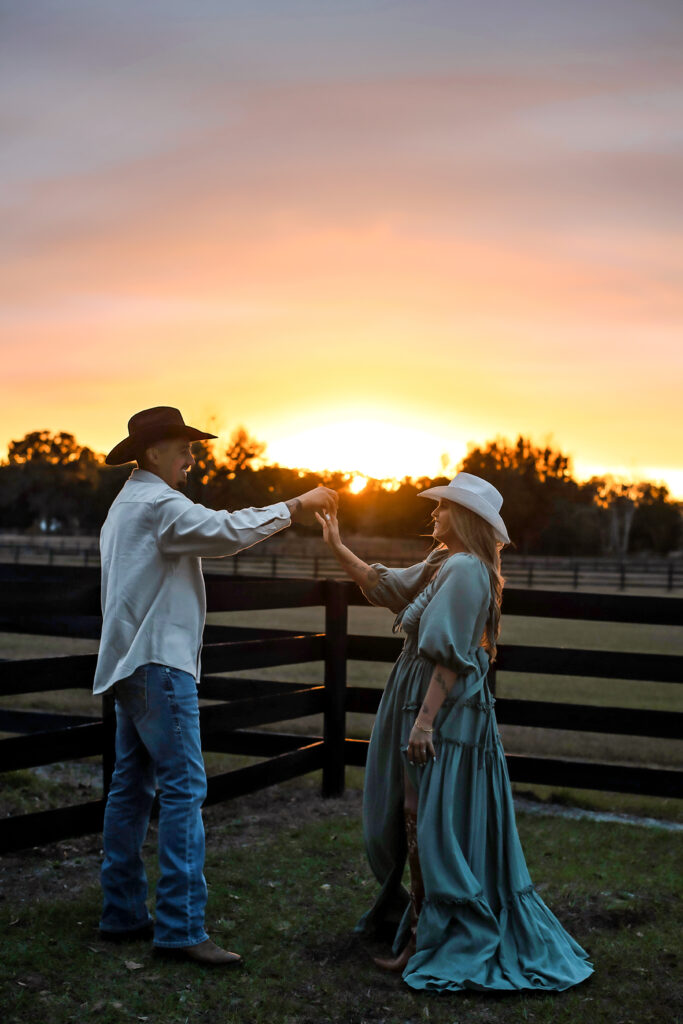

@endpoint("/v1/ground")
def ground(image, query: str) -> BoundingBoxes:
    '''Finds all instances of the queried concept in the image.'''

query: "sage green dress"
[356,548,593,993]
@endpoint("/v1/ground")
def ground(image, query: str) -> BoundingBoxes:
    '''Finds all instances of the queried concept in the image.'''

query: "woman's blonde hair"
[439,502,506,664]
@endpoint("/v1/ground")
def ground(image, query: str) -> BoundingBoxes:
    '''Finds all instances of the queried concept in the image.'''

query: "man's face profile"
[142,438,196,489]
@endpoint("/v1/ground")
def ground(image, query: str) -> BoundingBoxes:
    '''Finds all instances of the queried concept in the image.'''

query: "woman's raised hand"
[314,509,380,589]
[315,507,342,549]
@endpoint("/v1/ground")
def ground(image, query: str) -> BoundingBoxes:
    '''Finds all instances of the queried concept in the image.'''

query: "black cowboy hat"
[105,407,217,466]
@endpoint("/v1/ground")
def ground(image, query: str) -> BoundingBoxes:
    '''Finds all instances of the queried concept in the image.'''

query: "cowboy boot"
[373,808,424,972]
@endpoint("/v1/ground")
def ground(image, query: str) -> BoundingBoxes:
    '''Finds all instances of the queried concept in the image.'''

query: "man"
[94,406,337,965]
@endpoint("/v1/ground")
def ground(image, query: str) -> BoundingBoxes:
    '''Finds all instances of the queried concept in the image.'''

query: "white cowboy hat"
[418,471,510,544]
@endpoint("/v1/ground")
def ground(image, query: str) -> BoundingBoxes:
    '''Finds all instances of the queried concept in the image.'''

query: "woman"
[316,472,593,993]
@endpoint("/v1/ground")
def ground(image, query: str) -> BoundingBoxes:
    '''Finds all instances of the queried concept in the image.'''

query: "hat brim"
[105,427,218,466]
[418,486,510,545]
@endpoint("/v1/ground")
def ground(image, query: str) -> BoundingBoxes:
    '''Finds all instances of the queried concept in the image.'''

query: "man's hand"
[286,487,338,522]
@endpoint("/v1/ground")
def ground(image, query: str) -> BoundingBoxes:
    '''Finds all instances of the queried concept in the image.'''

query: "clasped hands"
[287,486,338,522]
[314,504,342,548]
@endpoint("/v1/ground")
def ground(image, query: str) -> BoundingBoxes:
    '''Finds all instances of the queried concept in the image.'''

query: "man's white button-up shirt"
[93,469,291,694]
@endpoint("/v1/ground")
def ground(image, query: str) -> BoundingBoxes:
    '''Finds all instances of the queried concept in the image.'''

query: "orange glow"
[348,473,369,494]
[2,217,681,497]
[2,6,682,500]
[263,416,464,482]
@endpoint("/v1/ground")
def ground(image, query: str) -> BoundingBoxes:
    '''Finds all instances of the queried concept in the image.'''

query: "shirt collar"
[129,468,173,489]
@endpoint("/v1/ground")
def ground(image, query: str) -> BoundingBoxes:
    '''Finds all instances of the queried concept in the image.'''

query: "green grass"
[0,762,102,815]
[1,792,681,1024]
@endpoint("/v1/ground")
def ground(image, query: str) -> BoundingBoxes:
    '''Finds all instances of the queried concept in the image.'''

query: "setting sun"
[263,418,462,483]
[348,473,369,494]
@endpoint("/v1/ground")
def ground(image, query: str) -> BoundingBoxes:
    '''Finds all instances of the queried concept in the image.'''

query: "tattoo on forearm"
[286,498,302,518]
[337,549,378,587]
[420,702,430,717]
[435,669,450,697]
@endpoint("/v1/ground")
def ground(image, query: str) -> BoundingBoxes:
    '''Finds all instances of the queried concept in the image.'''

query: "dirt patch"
[552,890,660,932]
[206,783,362,852]
[0,784,363,910]
[300,932,370,967]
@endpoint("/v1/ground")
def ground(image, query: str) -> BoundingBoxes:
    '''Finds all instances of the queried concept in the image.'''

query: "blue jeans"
[100,663,209,948]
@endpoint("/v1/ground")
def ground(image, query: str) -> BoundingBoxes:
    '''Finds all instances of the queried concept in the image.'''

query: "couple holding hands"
[94,406,592,992]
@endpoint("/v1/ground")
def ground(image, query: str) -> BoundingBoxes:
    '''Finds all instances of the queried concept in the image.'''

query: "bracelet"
[415,720,433,734]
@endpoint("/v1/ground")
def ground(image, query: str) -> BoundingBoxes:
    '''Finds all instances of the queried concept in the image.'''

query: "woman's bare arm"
[407,663,458,764]
[315,509,380,590]
[417,664,458,728]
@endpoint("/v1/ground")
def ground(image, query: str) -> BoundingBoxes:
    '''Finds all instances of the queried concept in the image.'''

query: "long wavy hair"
[437,502,507,664]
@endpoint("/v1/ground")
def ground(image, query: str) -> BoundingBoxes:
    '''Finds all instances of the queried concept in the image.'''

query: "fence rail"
[0,564,681,853]
[0,538,681,591]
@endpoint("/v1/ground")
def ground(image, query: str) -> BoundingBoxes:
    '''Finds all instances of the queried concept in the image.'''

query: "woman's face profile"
[431,499,455,543]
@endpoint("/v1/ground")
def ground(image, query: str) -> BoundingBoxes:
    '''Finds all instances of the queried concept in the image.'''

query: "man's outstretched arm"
[156,487,337,557]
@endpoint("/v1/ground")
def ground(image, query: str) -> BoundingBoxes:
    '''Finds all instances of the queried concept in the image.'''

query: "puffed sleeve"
[417,554,490,673]
[361,548,447,612]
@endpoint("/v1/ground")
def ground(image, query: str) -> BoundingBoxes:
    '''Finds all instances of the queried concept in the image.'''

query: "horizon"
[3,421,682,501]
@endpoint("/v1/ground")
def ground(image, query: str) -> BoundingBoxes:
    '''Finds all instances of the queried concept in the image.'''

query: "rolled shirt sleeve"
[154,491,291,557]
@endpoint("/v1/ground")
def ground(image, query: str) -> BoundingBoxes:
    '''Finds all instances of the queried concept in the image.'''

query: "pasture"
[1,602,681,822]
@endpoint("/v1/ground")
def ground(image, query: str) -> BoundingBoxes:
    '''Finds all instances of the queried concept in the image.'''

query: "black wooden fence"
[1,540,681,591]
[0,564,681,855]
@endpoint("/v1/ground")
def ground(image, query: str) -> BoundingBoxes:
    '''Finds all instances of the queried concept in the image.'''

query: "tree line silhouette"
[0,428,680,555]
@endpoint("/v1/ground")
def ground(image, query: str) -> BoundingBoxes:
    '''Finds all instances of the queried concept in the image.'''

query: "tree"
[3,425,680,554]
[224,427,266,476]
[589,479,638,555]
[458,436,578,553]
[8,429,100,473]
[200,427,268,510]
[2,430,102,530]
[537,497,604,555]
[629,482,682,555]
[183,437,220,504]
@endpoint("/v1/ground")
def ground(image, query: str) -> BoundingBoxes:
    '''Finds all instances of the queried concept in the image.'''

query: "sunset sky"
[2,1,682,495]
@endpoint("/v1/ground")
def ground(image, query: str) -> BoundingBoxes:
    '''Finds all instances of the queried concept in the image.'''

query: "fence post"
[488,663,497,698]
[102,691,116,802]
[322,579,348,798]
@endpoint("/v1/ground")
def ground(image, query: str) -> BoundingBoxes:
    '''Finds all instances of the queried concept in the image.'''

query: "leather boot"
[154,938,243,966]
[373,809,424,972]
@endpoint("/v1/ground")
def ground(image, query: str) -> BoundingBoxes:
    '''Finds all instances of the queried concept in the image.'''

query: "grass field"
[1,595,682,1021]
[1,602,682,820]
[1,784,682,1024]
